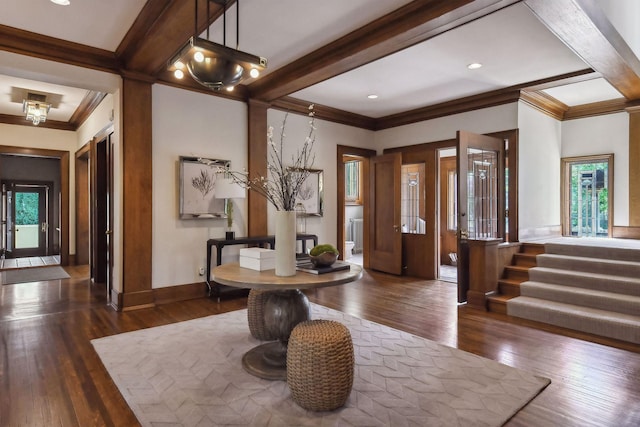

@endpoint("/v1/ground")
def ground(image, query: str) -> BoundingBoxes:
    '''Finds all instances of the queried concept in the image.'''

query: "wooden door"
[439,156,457,266]
[369,152,402,275]
[456,131,505,303]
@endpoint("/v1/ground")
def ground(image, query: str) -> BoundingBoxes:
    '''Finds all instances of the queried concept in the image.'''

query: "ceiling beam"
[0,113,75,131]
[248,0,521,102]
[524,0,640,100]
[118,0,230,76]
[0,25,119,73]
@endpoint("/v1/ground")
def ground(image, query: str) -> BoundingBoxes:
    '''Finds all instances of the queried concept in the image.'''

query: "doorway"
[337,145,376,269]
[1,181,54,259]
[438,149,458,282]
[561,154,612,237]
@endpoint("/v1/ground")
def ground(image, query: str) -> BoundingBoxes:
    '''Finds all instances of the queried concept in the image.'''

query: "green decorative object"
[309,244,339,267]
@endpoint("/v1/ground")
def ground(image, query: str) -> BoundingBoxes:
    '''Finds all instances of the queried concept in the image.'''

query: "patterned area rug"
[92,304,550,426]
[0,266,70,285]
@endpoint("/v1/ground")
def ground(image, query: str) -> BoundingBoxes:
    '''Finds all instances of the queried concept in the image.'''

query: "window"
[401,163,426,234]
[345,159,362,204]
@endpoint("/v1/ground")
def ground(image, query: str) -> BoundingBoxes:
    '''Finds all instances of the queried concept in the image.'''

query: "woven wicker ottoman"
[247,289,277,341]
[286,319,354,411]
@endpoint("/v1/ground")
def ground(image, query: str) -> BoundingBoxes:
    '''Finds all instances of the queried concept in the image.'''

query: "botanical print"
[180,157,226,218]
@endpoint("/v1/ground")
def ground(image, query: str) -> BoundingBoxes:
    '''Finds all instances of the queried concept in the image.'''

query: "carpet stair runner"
[507,242,640,344]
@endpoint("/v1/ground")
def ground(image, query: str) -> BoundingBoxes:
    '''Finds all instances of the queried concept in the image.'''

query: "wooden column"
[628,106,640,227]
[466,238,502,310]
[119,76,154,310]
[247,99,269,236]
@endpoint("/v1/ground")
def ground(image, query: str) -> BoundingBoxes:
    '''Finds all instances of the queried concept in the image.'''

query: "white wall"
[374,103,518,150]
[561,112,629,226]
[150,90,373,288]
[516,102,563,240]
[152,85,248,288]
[265,109,374,251]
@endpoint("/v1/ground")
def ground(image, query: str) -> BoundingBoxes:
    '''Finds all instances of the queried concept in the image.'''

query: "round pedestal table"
[212,262,363,380]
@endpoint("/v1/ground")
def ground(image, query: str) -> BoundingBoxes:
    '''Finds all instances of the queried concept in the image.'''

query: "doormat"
[1,266,70,285]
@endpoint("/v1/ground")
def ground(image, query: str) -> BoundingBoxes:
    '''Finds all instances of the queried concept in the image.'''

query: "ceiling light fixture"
[50,0,70,5]
[168,0,267,91]
[23,94,51,126]
[367,94,378,99]
[467,62,483,70]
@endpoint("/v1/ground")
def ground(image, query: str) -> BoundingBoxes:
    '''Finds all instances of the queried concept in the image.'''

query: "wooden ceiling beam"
[248,0,521,102]
[0,25,118,73]
[524,0,640,100]
[118,0,230,76]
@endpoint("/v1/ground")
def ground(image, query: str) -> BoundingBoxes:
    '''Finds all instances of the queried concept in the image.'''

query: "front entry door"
[3,182,51,258]
[456,131,505,303]
[369,152,402,275]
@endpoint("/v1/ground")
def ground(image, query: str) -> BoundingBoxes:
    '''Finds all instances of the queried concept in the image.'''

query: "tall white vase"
[275,210,297,276]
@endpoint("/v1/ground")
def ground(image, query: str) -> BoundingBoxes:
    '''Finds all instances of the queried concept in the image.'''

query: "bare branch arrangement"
[207,105,317,211]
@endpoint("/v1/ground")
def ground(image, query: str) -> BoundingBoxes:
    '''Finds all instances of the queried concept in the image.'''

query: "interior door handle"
[105,230,112,235]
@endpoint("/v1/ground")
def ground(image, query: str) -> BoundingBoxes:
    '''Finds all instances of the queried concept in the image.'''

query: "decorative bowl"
[309,251,338,267]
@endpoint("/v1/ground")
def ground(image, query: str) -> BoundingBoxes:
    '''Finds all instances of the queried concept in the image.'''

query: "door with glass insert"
[456,131,505,303]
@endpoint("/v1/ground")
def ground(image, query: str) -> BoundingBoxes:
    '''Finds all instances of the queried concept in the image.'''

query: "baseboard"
[109,282,209,311]
[518,225,562,242]
[153,282,208,305]
[612,226,640,239]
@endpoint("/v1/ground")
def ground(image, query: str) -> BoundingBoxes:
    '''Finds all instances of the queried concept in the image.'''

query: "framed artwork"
[179,156,230,219]
[293,168,323,216]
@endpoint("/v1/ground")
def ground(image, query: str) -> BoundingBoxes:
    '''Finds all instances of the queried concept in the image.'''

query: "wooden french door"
[456,131,505,303]
[369,152,402,275]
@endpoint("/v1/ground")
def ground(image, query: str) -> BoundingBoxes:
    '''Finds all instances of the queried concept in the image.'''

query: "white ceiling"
[0,0,633,123]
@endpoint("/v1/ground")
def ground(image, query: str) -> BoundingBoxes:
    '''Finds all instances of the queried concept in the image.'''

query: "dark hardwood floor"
[1,266,639,426]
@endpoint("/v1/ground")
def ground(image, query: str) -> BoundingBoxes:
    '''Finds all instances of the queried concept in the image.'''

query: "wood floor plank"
[0,266,638,426]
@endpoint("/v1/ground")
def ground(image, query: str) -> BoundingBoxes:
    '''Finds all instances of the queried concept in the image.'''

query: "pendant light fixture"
[168,0,266,91]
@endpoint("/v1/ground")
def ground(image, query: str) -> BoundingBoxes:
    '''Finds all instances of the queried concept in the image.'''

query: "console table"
[205,233,318,297]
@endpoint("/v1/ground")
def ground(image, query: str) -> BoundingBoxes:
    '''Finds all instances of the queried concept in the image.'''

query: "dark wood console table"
[205,233,318,297]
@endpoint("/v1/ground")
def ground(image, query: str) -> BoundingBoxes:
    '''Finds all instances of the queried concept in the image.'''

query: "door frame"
[337,145,376,268]
[0,146,69,265]
[561,153,613,237]
[383,129,519,283]
[2,180,53,257]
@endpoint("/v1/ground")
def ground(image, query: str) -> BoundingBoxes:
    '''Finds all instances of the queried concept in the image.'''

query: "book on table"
[296,260,351,275]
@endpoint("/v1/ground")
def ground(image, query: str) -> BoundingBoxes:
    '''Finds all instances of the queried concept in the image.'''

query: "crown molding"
[0,113,75,131]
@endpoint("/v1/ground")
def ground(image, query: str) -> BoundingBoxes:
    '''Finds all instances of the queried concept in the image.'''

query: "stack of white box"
[239,247,276,271]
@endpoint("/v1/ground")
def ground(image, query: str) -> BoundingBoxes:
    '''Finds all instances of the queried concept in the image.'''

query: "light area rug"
[91,304,550,427]
[0,266,70,285]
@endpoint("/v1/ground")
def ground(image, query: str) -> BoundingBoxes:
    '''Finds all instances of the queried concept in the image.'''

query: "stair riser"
[529,269,640,297]
[520,283,640,316]
[537,255,640,278]
[513,254,537,267]
[502,268,529,281]
[498,281,521,296]
[507,301,640,344]
[546,243,640,262]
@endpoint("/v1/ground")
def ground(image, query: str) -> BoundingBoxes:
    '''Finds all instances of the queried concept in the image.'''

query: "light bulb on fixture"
[51,0,70,5]
[467,62,483,70]
[226,86,234,92]
[167,0,267,91]
[174,69,184,79]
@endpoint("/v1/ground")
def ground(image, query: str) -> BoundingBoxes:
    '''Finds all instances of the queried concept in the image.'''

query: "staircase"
[487,243,544,314]
[506,241,640,345]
